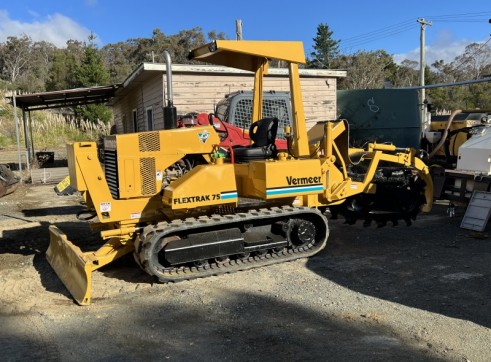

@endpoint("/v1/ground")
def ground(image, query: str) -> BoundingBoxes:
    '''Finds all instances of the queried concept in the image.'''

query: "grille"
[139,132,160,152]
[140,157,156,195]
[104,150,119,199]
[231,98,290,139]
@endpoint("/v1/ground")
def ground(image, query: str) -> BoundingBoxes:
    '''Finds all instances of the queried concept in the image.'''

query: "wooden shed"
[110,63,346,133]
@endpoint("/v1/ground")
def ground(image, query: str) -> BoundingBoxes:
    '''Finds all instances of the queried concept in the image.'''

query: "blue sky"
[1,0,490,64]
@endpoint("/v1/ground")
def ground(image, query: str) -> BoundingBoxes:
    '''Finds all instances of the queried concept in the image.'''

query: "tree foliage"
[75,33,110,87]
[337,50,395,89]
[1,24,490,115]
[306,24,491,111]
[0,34,32,84]
[307,23,340,69]
[47,40,84,90]
[426,42,491,111]
[73,34,112,122]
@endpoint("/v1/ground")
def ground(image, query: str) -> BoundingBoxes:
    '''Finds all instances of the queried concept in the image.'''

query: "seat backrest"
[249,118,279,147]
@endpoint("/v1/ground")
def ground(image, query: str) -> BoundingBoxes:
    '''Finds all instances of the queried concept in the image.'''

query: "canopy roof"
[9,85,120,111]
[188,40,306,72]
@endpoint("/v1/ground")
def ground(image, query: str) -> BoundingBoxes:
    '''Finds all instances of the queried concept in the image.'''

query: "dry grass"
[30,113,111,148]
[1,90,111,149]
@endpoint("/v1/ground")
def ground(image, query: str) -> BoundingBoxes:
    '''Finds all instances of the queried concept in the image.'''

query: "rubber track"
[134,206,329,282]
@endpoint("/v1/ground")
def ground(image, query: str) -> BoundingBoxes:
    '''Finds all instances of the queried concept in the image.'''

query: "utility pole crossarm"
[417,18,432,26]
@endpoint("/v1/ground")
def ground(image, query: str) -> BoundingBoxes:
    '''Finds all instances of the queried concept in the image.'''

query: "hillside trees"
[76,34,110,87]
[1,25,490,114]
[0,34,32,84]
[0,26,223,91]
[101,41,136,83]
[74,34,112,122]
[456,42,491,80]
[46,40,84,90]
[0,34,57,92]
[391,59,419,87]
[28,41,56,91]
[306,22,491,111]
[426,42,491,110]
[337,50,396,89]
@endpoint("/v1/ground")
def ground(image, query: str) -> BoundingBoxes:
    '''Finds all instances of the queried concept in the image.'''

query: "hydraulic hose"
[429,108,462,158]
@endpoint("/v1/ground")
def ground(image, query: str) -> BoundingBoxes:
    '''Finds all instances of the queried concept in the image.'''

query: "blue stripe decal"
[267,185,324,196]
[221,192,238,200]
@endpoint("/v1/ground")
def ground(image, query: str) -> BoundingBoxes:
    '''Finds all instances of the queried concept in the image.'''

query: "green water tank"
[337,89,421,148]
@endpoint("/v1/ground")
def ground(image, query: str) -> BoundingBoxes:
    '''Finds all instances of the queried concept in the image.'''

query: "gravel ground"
[0,184,490,361]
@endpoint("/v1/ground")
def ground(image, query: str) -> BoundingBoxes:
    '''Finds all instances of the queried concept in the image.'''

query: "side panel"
[108,126,220,199]
[68,142,164,223]
[237,159,324,199]
[67,142,87,192]
[163,163,238,209]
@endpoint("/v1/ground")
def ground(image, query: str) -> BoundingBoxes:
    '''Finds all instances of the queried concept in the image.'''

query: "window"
[132,109,138,132]
[146,107,154,131]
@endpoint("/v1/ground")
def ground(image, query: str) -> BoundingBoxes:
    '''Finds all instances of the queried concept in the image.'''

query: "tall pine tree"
[307,23,340,69]
[75,33,112,123]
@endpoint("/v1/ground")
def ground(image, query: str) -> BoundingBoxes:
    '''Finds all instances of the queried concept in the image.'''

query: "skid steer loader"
[47,40,433,305]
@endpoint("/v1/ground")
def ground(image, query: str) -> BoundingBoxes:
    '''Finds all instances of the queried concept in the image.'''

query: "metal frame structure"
[6,85,120,166]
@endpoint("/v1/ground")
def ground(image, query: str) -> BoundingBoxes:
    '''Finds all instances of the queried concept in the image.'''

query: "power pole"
[236,19,243,40]
[417,18,432,132]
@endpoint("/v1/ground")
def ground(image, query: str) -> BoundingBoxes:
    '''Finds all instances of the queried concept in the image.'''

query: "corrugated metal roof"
[8,85,121,111]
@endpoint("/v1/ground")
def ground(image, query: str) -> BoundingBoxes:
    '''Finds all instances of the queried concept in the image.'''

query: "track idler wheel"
[287,219,316,247]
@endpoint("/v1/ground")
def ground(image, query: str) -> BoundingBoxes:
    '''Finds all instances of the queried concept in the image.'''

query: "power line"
[425,11,491,20]
[341,19,414,42]
[339,19,415,51]
[435,20,491,23]
[338,12,491,52]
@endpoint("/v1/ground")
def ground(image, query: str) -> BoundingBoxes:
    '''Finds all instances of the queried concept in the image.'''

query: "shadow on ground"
[1,289,447,362]
[307,204,491,328]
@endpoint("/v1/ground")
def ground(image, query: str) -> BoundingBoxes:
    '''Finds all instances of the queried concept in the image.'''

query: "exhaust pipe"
[163,50,177,129]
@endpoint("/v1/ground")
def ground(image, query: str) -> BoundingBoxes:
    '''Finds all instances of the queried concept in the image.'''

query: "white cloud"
[394,30,480,66]
[0,10,94,47]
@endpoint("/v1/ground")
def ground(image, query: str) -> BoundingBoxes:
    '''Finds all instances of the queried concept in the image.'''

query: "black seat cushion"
[233,118,279,162]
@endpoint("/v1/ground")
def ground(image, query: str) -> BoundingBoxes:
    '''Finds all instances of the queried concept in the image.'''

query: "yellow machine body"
[163,162,238,209]
[47,40,434,305]
[430,119,478,158]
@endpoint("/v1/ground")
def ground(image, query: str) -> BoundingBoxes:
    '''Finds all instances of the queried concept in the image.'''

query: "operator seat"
[233,117,279,163]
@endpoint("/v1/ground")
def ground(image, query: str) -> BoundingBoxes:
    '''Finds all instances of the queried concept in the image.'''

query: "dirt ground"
[0,183,490,361]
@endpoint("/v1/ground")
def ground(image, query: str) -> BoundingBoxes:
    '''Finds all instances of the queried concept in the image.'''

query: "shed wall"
[112,71,337,133]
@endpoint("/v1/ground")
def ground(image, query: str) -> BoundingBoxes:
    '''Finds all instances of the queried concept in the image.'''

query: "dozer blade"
[46,225,92,305]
